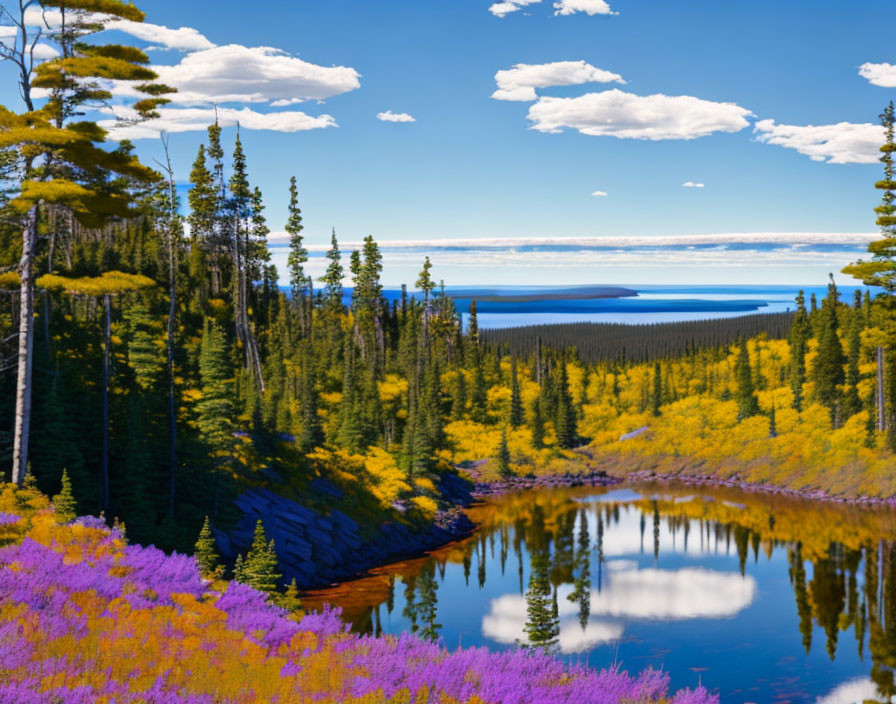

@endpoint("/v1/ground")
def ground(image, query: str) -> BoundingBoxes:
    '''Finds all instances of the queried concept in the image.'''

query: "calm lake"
[305,483,896,704]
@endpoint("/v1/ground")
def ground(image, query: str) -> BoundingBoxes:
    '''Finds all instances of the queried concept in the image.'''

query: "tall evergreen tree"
[554,362,577,448]
[844,313,863,418]
[735,339,759,419]
[320,228,344,306]
[509,360,524,428]
[651,362,662,417]
[812,277,846,424]
[789,291,811,411]
[2,0,170,485]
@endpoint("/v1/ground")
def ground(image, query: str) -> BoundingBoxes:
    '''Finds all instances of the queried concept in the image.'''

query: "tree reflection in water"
[304,483,896,703]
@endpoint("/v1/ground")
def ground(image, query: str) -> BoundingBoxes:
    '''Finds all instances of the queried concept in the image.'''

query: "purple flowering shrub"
[0,494,718,704]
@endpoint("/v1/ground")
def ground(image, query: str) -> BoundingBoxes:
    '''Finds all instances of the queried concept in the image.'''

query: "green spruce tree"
[240,519,282,596]
[52,469,76,523]
[735,339,759,419]
[194,516,220,578]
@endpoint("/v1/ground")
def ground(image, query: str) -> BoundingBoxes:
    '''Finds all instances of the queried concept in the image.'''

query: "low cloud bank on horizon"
[265,232,878,286]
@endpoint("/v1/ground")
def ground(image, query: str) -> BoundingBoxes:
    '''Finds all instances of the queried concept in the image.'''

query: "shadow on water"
[304,483,896,704]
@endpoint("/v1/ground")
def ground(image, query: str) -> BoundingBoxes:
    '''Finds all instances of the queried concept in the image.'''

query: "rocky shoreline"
[618,468,896,507]
[215,472,477,591]
[469,470,620,499]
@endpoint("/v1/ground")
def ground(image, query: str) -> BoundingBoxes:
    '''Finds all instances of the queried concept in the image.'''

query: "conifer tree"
[789,291,810,411]
[734,339,759,419]
[531,396,546,449]
[320,228,344,306]
[844,314,863,418]
[844,102,896,292]
[240,520,281,596]
[52,468,76,523]
[554,362,577,448]
[285,176,311,334]
[495,428,512,478]
[1,0,170,485]
[509,360,524,428]
[298,345,324,454]
[812,277,846,424]
[232,553,246,582]
[451,369,467,421]
[188,144,219,297]
[194,516,220,578]
[276,578,302,613]
[197,319,236,495]
[651,362,662,417]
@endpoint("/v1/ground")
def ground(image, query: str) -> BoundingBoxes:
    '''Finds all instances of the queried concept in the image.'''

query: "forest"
[0,0,896,587]
[482,312,796,365]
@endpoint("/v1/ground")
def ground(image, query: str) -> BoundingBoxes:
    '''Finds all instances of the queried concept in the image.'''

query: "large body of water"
[306,484,896,704]
[292,284,874,328]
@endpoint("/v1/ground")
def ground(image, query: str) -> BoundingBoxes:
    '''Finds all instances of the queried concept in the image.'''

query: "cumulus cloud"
[492,60,624,101]
[554,0,617,15]
[105,19,215,51]
[17,7,359,139]
[377,110,416,123]
[859,62,896,88]
[489,0,542,17]
[527,88,753,140]
[99,105,337,140]
[554,0,619,15]
[682,181,705,188]
[143,45,359,105]
[753,119,885,164]
[21,7,213,51]
[589,567,756,619]
[591,190,608,196]
[481,566,755,653]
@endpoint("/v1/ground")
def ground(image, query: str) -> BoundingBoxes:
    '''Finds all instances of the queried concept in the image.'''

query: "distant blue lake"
[300,284,875,329]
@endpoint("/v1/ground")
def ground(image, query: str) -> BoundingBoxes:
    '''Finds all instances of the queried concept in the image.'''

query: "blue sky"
[2,0,896,285]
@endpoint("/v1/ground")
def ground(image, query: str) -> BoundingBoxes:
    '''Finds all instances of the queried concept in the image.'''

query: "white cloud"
[754,119,885,164]
[21,7,213,51]
[489,0,542,17]
[492,60,624,102]
[17,8,359,138]
[682,181,705,188]
[591,190,608,196]
[99,105,337,140]
[377,110,416,123]
[105,19,215,51]
[553,0,617,15]
[481,566,755,653]
[858,62,896,88]
[146,44,360,105]
[816,679,882,704]
[589,567,756,619]
[527,88,753,140]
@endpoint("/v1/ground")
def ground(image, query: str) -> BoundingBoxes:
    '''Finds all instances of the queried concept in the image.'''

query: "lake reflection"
[304,484,896,704]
